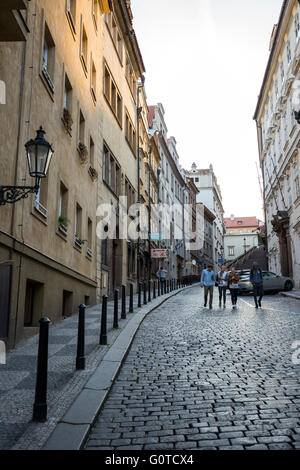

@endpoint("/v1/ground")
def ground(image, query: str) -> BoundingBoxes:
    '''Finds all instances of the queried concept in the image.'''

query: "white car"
[238,271,294,294]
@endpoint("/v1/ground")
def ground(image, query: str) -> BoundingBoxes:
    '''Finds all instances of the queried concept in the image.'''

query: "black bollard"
[121,285,126,319]
[157,279,160,296]
[100,295,108,345]
[138,282,142,308]
[76,304,86,371]
[32,317,51,422]
[153,280,156,299]
[143,282,147,305]
[166,280,169,293]
[148,280,151,302]
[129,283,134,313]
[113,289,119,328]
[164,280,167,294]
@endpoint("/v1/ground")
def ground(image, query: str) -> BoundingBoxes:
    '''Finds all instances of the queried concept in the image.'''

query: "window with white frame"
[295,175,300,200]
[295,13,300,41]
[283,112,288,144]
[290,95,296,128]
[280,62,285,87]
[287,40,292,65]
[275,79,279,102]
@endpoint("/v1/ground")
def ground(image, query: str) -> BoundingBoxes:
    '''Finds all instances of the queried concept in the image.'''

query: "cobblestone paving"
[0,290,157,450]
[85,288,300,450]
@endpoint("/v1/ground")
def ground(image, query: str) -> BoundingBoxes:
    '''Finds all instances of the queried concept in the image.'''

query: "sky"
[131,0,284,220]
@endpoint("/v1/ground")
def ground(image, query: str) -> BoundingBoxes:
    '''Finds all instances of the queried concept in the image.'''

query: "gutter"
[117,0,145,79]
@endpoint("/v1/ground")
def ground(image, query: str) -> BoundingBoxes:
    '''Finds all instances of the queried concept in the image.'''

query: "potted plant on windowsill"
[62,108,73,133]
[88,165,98,181]
[75,234,88,248]
[58,215,70,235]
[77,141,88,164]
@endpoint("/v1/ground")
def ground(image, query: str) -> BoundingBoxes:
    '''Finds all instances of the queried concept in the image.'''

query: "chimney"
[230,214,234,221]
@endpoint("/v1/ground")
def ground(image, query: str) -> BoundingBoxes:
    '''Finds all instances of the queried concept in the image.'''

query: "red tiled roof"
[224,217,260,229]
[148,106,155,128]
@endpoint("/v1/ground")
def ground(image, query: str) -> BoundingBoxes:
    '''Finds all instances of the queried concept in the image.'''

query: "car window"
[263,272,276,278]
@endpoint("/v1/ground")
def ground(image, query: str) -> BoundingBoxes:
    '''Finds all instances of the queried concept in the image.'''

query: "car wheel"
[284,281,293,292]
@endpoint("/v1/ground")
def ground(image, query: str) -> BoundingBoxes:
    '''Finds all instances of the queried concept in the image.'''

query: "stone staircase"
[226,245,268,271]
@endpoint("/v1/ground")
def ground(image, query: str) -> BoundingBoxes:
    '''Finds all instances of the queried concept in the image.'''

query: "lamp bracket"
[0,185,39,206]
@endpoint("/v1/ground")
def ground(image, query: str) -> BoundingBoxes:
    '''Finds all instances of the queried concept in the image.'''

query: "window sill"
[66,10,76,39]
[61,117,72,136]
[294,195,300,208]
[80,55,88,77]
[56,226,68,242]
[103,179,119,200]
[125,136,137,158]
[90,86,97,105]
[39,71,55,102]
[31,202,48,226]
[92,14,98,33]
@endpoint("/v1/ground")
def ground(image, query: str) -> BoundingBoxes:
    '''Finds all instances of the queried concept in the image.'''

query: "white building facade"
[148,104,185,279]
[254,0,300,288]
[185,163,225,271]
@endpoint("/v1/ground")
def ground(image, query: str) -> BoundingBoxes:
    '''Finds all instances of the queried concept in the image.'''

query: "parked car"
[237,271,294,294]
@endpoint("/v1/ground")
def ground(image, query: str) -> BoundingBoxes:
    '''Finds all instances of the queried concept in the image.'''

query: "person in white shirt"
[216,265,229,309]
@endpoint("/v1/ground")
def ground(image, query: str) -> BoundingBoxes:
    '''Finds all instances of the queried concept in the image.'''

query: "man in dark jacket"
[250,262,264,308]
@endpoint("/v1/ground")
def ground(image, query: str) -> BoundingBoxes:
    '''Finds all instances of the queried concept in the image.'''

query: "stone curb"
[279,291,300,301]
[43,284,198,450]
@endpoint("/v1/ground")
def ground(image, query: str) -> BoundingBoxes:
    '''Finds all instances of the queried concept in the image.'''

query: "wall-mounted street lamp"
[0,127,54,206]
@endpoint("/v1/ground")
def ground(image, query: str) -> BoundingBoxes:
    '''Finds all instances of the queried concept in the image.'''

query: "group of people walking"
[200,262,264,310]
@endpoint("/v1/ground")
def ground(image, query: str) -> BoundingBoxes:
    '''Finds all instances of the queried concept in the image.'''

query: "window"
[78,110,85,146]
[103,62,122,126]
[280,62,285,87]
[102,143,121,196]
[87,217,93,256]
[125,177,136,209]
[101,237,108,266]
[275,79,278,101]
[91,59,96,102]
[63,73,73,132]
[295,13,300,41]
[287,40,292,65]
[125,54,137,100]
[42,23,55,92]
[74,203,83,245]
[80,21,88,73]
[24,280,44,327]
[34,177,48,218]
[283,112,288,144]
[58,182,69,234]
[105,13,123,62]
[228,247,235,256]
[125,109,136,155]
[66,0,76,33]
[295,176,300,200]
[92,0,98,29]
[89,136,95,166]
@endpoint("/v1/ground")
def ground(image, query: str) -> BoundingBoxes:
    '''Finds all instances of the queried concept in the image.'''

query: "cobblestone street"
[85,286,300,450]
